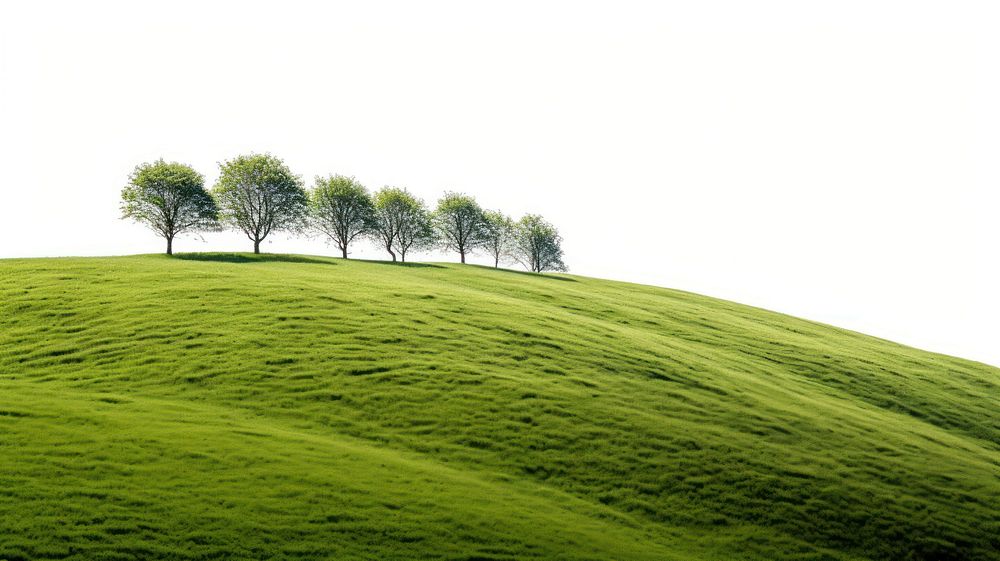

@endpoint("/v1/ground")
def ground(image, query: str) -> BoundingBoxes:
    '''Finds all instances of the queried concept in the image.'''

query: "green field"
[0,253,997,561]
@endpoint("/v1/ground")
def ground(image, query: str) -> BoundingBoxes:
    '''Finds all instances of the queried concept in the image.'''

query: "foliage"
[119,157,570,267]
[308,175,374,259]
[514,214,566,273]
[120,159,218,254]
[370,187,434,262]
[433,192,486,263]
[395,207,435,263]
[212,154,308,253]
[0,255,997,561]
[480,210,516,268]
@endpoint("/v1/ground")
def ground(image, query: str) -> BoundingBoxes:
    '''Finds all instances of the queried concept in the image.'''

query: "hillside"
[0,253,997,561]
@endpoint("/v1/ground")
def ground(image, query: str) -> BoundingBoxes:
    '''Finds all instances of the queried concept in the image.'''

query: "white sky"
[1,1,998,367]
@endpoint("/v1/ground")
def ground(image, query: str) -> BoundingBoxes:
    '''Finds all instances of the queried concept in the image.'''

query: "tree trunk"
[254,239,261,254]
[388,248,396,262]
[460,250,465,264]
[494,255,499,268]
[341,245,348,259]
[166,236,173,256]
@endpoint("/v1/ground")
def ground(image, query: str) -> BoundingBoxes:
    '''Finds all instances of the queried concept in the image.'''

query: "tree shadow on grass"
[172,253,338,266]
[362,260,445,269]
[466,264,578,282]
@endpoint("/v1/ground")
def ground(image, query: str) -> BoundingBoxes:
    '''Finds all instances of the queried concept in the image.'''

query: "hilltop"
[0,253,997,561]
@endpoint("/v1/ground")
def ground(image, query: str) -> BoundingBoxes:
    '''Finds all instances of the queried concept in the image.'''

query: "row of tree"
[120,154,567,272]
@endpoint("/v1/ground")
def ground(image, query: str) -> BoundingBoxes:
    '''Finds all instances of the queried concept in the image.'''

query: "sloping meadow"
[1,254,997,560]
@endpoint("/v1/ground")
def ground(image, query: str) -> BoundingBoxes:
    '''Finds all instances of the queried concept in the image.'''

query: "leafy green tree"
[370,187,434,262]
[514,214,566,273]
[480,210,515,268]
[395,204,435,263]
[212,154,307,254]
[309,175,375,259]
[120,159,219,255]
[433,192,486,264]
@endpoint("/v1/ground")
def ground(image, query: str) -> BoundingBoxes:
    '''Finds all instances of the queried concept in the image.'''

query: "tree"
[370,187,434,262]
[395,203,435,263]
[433,192,486,264]
[212,154,308,254]
[120,159,219,255]
[309,175,374,259]
[514,214,567,273]
[480,210,515,268]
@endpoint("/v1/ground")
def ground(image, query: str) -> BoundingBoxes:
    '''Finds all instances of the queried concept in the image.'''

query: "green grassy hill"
[0,253,997,561]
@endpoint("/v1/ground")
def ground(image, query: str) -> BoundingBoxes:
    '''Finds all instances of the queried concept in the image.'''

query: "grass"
[0,252,997,561]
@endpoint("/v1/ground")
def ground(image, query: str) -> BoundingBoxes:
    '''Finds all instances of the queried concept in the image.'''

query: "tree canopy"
[480,210,515,268]
[309,175,374,259]
[122,156,568,271]
[370,188,434,262]
[433,192,486,264]
[395,205,435,263]
[120,159,219,255]
[513,214,566,273]
[212,154,308,254]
